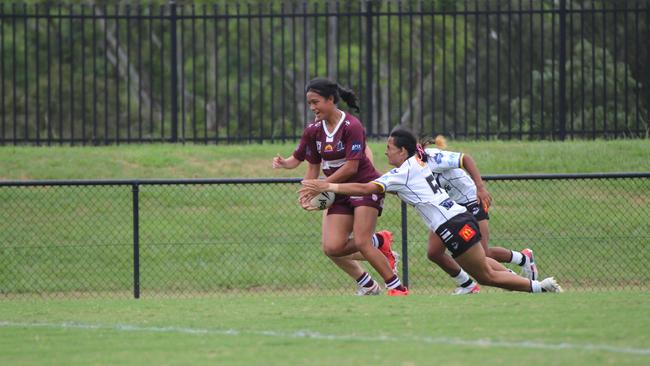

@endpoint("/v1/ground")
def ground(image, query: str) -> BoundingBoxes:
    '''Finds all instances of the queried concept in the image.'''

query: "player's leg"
[435,212,561,293]
[454,244,561,293]
[426,230,480,294]
[322,212,380,295]
[352,206,408,295]
[478,219,538,279]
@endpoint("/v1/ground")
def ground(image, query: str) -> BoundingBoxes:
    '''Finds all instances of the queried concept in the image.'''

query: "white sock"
[510,250,525,265]
[452,269,471,286]
[530,280,542,293]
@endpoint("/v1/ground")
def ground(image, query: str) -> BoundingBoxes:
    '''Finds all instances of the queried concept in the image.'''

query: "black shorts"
[435,211,482,258]
[460,201,489,221]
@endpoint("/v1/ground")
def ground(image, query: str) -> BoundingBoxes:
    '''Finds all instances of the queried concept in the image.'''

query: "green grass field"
[1,139,649,180]
[1,140,649,365]
[1,293,649,366]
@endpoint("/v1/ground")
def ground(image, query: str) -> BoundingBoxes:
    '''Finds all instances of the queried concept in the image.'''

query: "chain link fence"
[1,173,648,298]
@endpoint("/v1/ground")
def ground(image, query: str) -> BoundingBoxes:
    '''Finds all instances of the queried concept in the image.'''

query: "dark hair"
[389,127,429,162]
[305,78,360,113]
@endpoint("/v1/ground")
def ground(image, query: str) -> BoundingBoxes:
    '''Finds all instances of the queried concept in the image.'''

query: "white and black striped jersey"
[424,147,477,205]
[372,154,467,231]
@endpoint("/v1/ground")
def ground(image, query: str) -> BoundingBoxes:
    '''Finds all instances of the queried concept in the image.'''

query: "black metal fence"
[1,173,648,298]
[1,1,649,145]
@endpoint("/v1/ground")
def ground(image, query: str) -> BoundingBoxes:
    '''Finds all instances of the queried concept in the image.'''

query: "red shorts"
[327,192,384,216]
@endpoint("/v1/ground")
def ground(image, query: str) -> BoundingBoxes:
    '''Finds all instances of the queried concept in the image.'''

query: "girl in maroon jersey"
[274,78,407,296]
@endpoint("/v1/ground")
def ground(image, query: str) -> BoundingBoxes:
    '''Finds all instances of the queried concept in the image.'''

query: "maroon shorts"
[327,192,385,216]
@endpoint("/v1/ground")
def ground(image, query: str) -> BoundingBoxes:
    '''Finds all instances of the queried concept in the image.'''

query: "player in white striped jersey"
[422,136,539,294]
[301,128,562,294]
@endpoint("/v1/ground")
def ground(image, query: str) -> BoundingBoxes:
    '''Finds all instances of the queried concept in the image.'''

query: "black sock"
[518,253,526,266]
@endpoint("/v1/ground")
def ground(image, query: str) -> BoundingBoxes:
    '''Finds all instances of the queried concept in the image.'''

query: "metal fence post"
[365,0,373,136]
[169,0,179,142]
[558,0,567,141]
[132,182,140,299]
[400,201,409,288]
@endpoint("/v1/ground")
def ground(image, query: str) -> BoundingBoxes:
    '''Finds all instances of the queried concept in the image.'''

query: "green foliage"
[510,40,648,137]
[1,1,649,143]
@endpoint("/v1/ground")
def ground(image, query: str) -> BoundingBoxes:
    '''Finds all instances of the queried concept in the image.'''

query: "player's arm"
[304,162,320,180]
[461,153,492,209]
[297,163,323,211]
[300,179,382,197]
[324,159,359,183]
[273,154,302,169]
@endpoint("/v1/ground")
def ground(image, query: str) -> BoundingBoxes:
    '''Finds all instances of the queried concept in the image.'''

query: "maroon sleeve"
[343,119,366,161]
[292,125,321,164]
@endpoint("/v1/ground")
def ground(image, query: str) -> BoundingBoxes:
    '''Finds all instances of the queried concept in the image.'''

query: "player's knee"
[322,243,346,257]
[473,270,497,286]
[353,238,372,252]
[427,249,444,263]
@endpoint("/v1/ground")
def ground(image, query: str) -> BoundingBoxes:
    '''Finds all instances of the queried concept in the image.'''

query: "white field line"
[1,320,649,356]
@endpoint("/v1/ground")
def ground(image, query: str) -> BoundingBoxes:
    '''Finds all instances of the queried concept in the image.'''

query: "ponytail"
[420,134,447,149]
[337,84,360,113]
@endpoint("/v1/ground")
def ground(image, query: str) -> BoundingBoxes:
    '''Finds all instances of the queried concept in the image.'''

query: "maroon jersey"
[293,112,380,183]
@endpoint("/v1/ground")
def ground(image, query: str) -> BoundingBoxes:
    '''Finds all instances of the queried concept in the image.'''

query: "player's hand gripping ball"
[309,192,335,210]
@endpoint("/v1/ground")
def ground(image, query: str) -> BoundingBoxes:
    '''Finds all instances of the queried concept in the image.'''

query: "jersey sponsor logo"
[345,120,350,126]
[389,168,399,174]
[472,206,480,215]
[458,224,477,242]
[316,141,322,152]
[336,141,345,151]
[433,153,443,164]
[324,144,333,152]
[351,142,362,152]
[371,194,378,201]
[305,147,312,157]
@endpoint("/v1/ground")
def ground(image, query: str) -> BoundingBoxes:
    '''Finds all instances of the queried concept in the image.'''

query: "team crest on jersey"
[316,141,322,153]
[351,142,362,152]
[458,224,477,242]
[336,141,345,152]
[324,144,333,152]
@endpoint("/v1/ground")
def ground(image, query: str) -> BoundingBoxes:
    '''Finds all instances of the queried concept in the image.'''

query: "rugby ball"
[309,192,335,210]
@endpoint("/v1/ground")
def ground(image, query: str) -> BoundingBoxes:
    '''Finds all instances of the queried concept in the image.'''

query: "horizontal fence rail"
[1,1,649,145]
[1,173,648,298]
